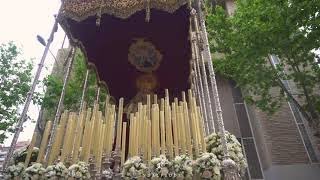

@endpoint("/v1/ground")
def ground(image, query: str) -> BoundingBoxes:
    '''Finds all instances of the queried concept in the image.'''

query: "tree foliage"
[0,42,33,143]
[206,0,320,127]
[40,49,108,121]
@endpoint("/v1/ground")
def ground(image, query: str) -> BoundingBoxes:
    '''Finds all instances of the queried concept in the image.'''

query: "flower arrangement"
[10,147,39,166]
[206,132,247,174]
[171,155,193,179]
[67,161,90,179]
[122,156,147,179]
[148,155,174,178]
[4,162,25,179]
[194,153,221,180]
[24,163,46,179]
[102,168,113,179]
[45,162,68,179]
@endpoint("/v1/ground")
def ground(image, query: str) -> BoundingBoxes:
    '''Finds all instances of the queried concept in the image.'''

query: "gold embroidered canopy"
[62,0,188,21]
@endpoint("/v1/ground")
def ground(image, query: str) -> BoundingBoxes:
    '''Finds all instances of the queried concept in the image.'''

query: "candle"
[90,102,99,153]
[197,107,207,153]
[160,98,164,112]
[37,121,52,163]
[154,94,158,105]
[24,132,37,166]
[116,98,124,150]
[147,94,151,120]
[165,104,173,159]
[142,105,147,159]
[94,112,103,159]
[72,110,86,163]
[134,112,139,156]
[84,112,95,163]
[179,105,186,154]
[155,105,160,156]
[97,123,106,170]
[128,114,134,157]
[104,96,110,118]
[121,122,127,165]
[171,103,179,156]
[147,120,152,164]
[191,112,199,158]
[80,109,92,160]
[151,105,156,157]
[106,106,115,157]
[182,91,186,102]
[48,125,61,165]
[183,102,192,157]
[67,113,77,159]
[160,110,166,155]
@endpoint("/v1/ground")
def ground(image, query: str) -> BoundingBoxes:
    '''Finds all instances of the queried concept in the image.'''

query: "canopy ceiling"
[60,2,191,103]
[62,0,188,21]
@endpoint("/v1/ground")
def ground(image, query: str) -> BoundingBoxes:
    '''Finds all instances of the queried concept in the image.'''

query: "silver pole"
[193,66,209,135]
[190,36,210,135]
[189,17,209,135]
[61,34,67,49]
[191,10,215,133]
[96,87,101,102]
[192,37,210,134]
[45,47,76,160]
[79,70,90,111]
[195,0,239,178]
[2,7,62,170]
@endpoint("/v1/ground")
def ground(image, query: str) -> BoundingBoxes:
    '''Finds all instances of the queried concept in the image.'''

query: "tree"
[39,49,108,122]
[0,42,33,143]
[206,0,320,132]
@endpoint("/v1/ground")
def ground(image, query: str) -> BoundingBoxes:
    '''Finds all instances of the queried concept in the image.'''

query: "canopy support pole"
[2,6,62,171]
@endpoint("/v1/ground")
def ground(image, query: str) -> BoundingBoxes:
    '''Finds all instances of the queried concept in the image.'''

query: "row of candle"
[24,89,207,169]
[127,90,206,162]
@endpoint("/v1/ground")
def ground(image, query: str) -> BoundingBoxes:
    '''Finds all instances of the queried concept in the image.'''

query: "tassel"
[145,0,151,22]
[96,0,104,26]
[222,158,241,180]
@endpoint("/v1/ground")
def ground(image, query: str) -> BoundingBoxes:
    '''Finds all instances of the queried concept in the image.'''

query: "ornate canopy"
[59,0,191,103]
[62,0,188,21]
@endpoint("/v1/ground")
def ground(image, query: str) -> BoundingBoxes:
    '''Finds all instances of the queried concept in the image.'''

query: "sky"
[0,0,67,145]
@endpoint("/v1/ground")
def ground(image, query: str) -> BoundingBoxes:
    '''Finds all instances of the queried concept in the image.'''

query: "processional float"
[4,0,241,179]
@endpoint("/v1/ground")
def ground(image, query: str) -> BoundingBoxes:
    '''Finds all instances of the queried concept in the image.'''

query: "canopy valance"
[62,0,188,21]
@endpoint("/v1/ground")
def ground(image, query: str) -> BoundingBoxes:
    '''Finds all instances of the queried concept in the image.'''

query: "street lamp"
[37,35,57,63]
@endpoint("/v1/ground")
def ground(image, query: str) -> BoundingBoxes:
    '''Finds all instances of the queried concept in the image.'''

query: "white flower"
[171,155,193,179]
[206,131,247,174]
[122,156,147,179]
[24,163,45,179]
[148,155,173,179]
[194,153,221,180]
[68,161,90,179]
[4,163,25,179]
[45,162,68,178]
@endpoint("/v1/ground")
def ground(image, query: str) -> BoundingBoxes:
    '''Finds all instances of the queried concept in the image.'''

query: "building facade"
[212,1,320,179]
